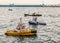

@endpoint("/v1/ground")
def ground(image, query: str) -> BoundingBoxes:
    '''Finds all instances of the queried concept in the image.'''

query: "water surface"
[0,7,60,43]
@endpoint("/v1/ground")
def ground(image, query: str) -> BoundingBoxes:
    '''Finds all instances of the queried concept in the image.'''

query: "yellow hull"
[5,29,37,36]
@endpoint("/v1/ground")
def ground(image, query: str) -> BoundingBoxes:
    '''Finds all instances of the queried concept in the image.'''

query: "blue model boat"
[29,21,46,25]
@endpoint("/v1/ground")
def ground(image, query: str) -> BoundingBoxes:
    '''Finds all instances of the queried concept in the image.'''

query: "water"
[0,7,60,43]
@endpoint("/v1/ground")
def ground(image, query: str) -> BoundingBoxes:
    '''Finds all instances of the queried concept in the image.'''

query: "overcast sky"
[0,0,60,5]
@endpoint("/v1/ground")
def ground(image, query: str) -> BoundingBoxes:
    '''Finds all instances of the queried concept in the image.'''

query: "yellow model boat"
[5,29,37,36]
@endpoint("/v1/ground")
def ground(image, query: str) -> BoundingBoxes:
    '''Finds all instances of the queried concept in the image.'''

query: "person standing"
[32,12,37,22]
[16,18,25,31]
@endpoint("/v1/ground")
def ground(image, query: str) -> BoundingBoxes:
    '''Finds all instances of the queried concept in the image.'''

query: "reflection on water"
[29,25,38,30]
[0,35,37,43]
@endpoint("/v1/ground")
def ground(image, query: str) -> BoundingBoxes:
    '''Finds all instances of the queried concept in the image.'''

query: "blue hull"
[29,21,46,25]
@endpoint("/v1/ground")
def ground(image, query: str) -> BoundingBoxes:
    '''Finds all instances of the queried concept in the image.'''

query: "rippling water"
[0,7,60,43]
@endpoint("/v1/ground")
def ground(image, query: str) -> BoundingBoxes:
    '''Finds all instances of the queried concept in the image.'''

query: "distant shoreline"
[0,5,60,7]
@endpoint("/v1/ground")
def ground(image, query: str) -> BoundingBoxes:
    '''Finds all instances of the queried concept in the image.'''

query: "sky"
[0,0,60,5]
